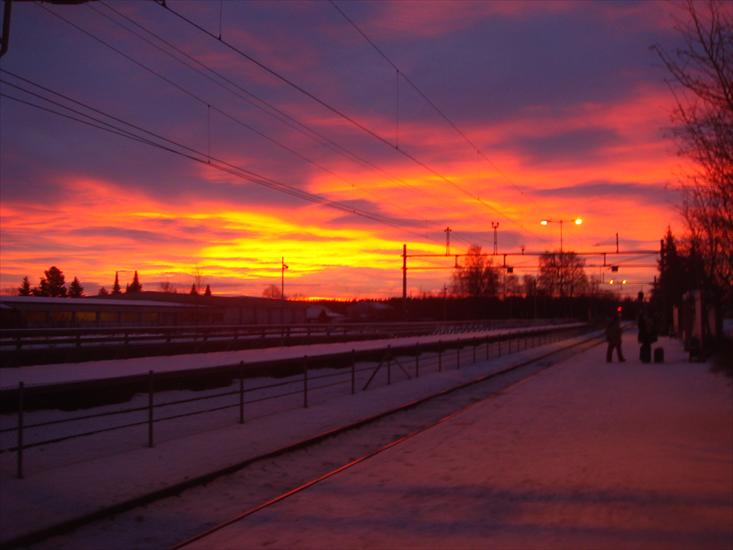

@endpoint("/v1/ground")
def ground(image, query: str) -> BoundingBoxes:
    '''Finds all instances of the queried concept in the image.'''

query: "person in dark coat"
[637,310,657,363]
[606,314,625,362]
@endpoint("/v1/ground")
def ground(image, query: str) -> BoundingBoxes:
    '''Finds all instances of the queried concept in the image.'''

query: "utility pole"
[281,257,288,300]
[444,226,452,256]
[491,222,499,255]
[402,244,407,319]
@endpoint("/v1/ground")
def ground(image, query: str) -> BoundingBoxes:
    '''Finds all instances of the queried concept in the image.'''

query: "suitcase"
[653,347,664,363]
[640,343,651,363]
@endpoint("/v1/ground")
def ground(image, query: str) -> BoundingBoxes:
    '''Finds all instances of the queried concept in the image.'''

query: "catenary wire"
[156,1,542,241]
[94,1,477,248]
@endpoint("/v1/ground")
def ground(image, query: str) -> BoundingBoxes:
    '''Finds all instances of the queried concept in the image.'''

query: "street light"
[539,217,583,252]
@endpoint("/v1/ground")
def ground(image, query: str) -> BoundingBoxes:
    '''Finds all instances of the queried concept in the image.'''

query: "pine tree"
[190,283,199,296]
[112,272,122,295]
[127,270,142,293]
[204,284,212,296]
[18,276,31,296]
[39,266,67,297]
[69,277,84,297]
[98,287,109,296]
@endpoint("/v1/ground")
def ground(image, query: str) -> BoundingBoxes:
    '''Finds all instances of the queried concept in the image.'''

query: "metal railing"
[0,325,588,479]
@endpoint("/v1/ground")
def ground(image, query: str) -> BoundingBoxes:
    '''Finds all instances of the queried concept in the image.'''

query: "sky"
[0,0,693,299]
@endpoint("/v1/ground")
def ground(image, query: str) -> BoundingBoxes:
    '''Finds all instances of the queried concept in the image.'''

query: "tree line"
[16,267,213,298]
[450,245,602,301]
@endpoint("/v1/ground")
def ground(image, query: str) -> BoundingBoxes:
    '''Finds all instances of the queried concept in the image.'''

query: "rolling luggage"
[653,347,664,363]
[640,343,651,363]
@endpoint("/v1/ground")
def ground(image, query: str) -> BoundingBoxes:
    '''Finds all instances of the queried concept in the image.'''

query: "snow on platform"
[190,333,733,550]
[0,323,584,389]
[0,330,588,545]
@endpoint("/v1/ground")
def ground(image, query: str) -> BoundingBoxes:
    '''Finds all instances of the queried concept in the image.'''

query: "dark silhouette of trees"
[127,271,142,293]
[159,281,177,293]
[98,287,109,296]
[68,277,84,298]
[451,245,500,298]
[18,276,31,296]
[204,284,212,296]
[35,266,67,297]
[112,272,122,295]
[190,283,199,296]
[538,252,588,298]
[652,228,688,332]
[653,0,733,305]
[262,284,282,299]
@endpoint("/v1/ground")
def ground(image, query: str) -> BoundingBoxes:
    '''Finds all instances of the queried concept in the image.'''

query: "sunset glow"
[0,0,688,298]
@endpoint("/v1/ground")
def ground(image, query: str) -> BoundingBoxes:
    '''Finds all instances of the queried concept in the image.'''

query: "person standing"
[606,314,625,362]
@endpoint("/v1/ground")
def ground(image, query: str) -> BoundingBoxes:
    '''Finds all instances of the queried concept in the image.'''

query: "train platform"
[1,329,731,549]
[188,332,733,550]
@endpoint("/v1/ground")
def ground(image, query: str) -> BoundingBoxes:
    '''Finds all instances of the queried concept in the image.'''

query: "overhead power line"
[328,0,535,214]
[1,71,439,240]
[72,1,474,248]
[156,1,540,240]
[34,3,466,247]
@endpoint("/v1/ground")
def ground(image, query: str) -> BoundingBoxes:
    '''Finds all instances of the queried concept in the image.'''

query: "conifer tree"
[112,272,122,295]
[190,283,199,296]
[98,287,109,296]
[127,271,142,293]
[38,266,67,297]
[69,277,84,297]
[18,276,31,296]
[204,284,212,296]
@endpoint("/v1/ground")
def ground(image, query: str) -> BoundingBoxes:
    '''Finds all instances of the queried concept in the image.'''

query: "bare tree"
[653,0,733,299]
[451,245,500,298]
[262,284,282,299]
[538,252,588,298]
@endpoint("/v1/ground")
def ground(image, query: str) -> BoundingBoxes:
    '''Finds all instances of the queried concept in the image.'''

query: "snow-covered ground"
[190,332,733,550]
[0,329,588,546]
[3,328,731,549]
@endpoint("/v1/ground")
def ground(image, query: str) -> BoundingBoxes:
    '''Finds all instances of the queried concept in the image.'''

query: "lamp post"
[539,217,583,252]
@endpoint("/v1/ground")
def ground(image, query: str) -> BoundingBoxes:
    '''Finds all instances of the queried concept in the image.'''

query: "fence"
[0,324,588,479]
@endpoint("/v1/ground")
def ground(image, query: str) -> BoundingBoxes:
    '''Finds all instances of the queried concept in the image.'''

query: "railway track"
[18,332,604,550]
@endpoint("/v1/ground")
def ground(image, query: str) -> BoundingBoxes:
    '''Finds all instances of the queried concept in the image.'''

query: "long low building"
[0,293,308,328]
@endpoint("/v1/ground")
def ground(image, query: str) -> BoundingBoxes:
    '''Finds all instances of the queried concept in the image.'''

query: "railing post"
[472,343,476,364]
[17,382,24,479]
[148,370,154,448]
[351,349,356,395]
[456,347,461,369]
[387,346,392,385]
[239,361,245,424]
[486,338,490,360]
[415,343,420,378]
[303,356,309,408]
[498,340,502,357]
[438,345,442,372]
